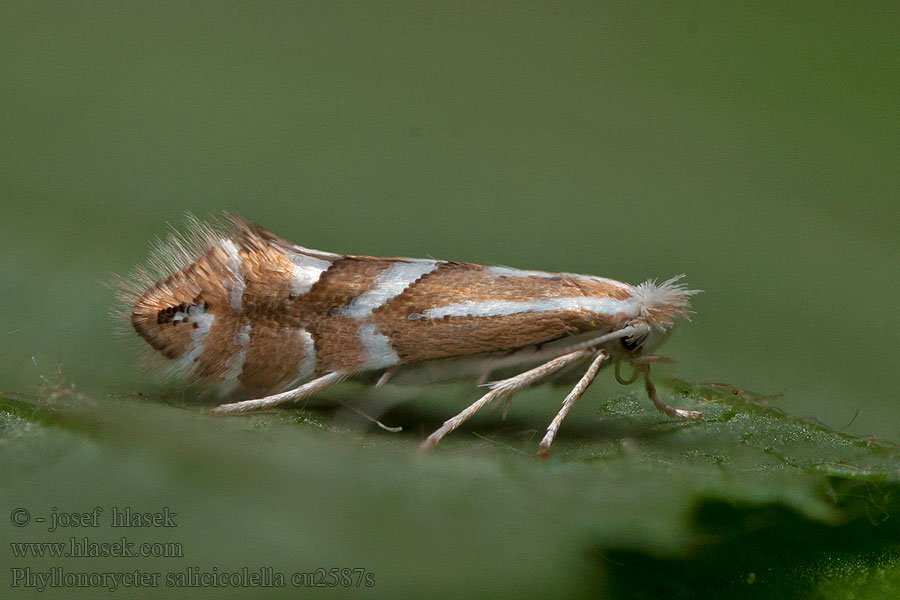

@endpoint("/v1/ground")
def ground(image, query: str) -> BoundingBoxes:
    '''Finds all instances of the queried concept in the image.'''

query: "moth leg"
[643,366,701,419]
[538,350,609,458]
[210,372,345,415]
[480,370,515,417]
[500,396,513,420]
[375,367,397,388]
[420,349,590,451]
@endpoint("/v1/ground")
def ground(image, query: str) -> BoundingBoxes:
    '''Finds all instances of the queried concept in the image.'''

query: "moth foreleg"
[210,372,345,415]
[419,349,590,451]
[643,366,702,419]
[538,350,609,458]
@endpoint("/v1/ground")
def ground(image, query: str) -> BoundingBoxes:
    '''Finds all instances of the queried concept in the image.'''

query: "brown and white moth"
[122,215,700,456]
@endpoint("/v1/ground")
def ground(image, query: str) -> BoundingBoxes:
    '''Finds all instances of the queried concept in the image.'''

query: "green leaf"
[2,378,899,598]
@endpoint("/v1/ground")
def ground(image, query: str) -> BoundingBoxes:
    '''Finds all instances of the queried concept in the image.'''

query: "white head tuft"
[630,275,701,331]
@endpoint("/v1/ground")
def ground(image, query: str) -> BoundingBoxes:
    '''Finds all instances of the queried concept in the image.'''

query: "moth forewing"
[123,215,700,455]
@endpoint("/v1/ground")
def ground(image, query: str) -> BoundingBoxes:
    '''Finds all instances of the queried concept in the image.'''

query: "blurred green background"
[3,0,898,438]
[2,2,899,597]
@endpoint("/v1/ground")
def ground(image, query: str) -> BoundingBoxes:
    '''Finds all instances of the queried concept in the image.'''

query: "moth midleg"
[419,349,590,451]
[538,350,609,458]
[642,366,702,419]
[375,367,397,388]
[210,372,345,415]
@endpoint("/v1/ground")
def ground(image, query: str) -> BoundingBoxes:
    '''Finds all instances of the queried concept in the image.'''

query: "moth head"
[619,325,670,359]
[620,275,701,357]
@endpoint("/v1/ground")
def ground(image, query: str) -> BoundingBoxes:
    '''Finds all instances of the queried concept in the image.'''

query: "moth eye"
[621,336,644,352]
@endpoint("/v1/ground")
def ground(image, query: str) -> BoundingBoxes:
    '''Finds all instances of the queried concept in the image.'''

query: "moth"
[122,215,700,456]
